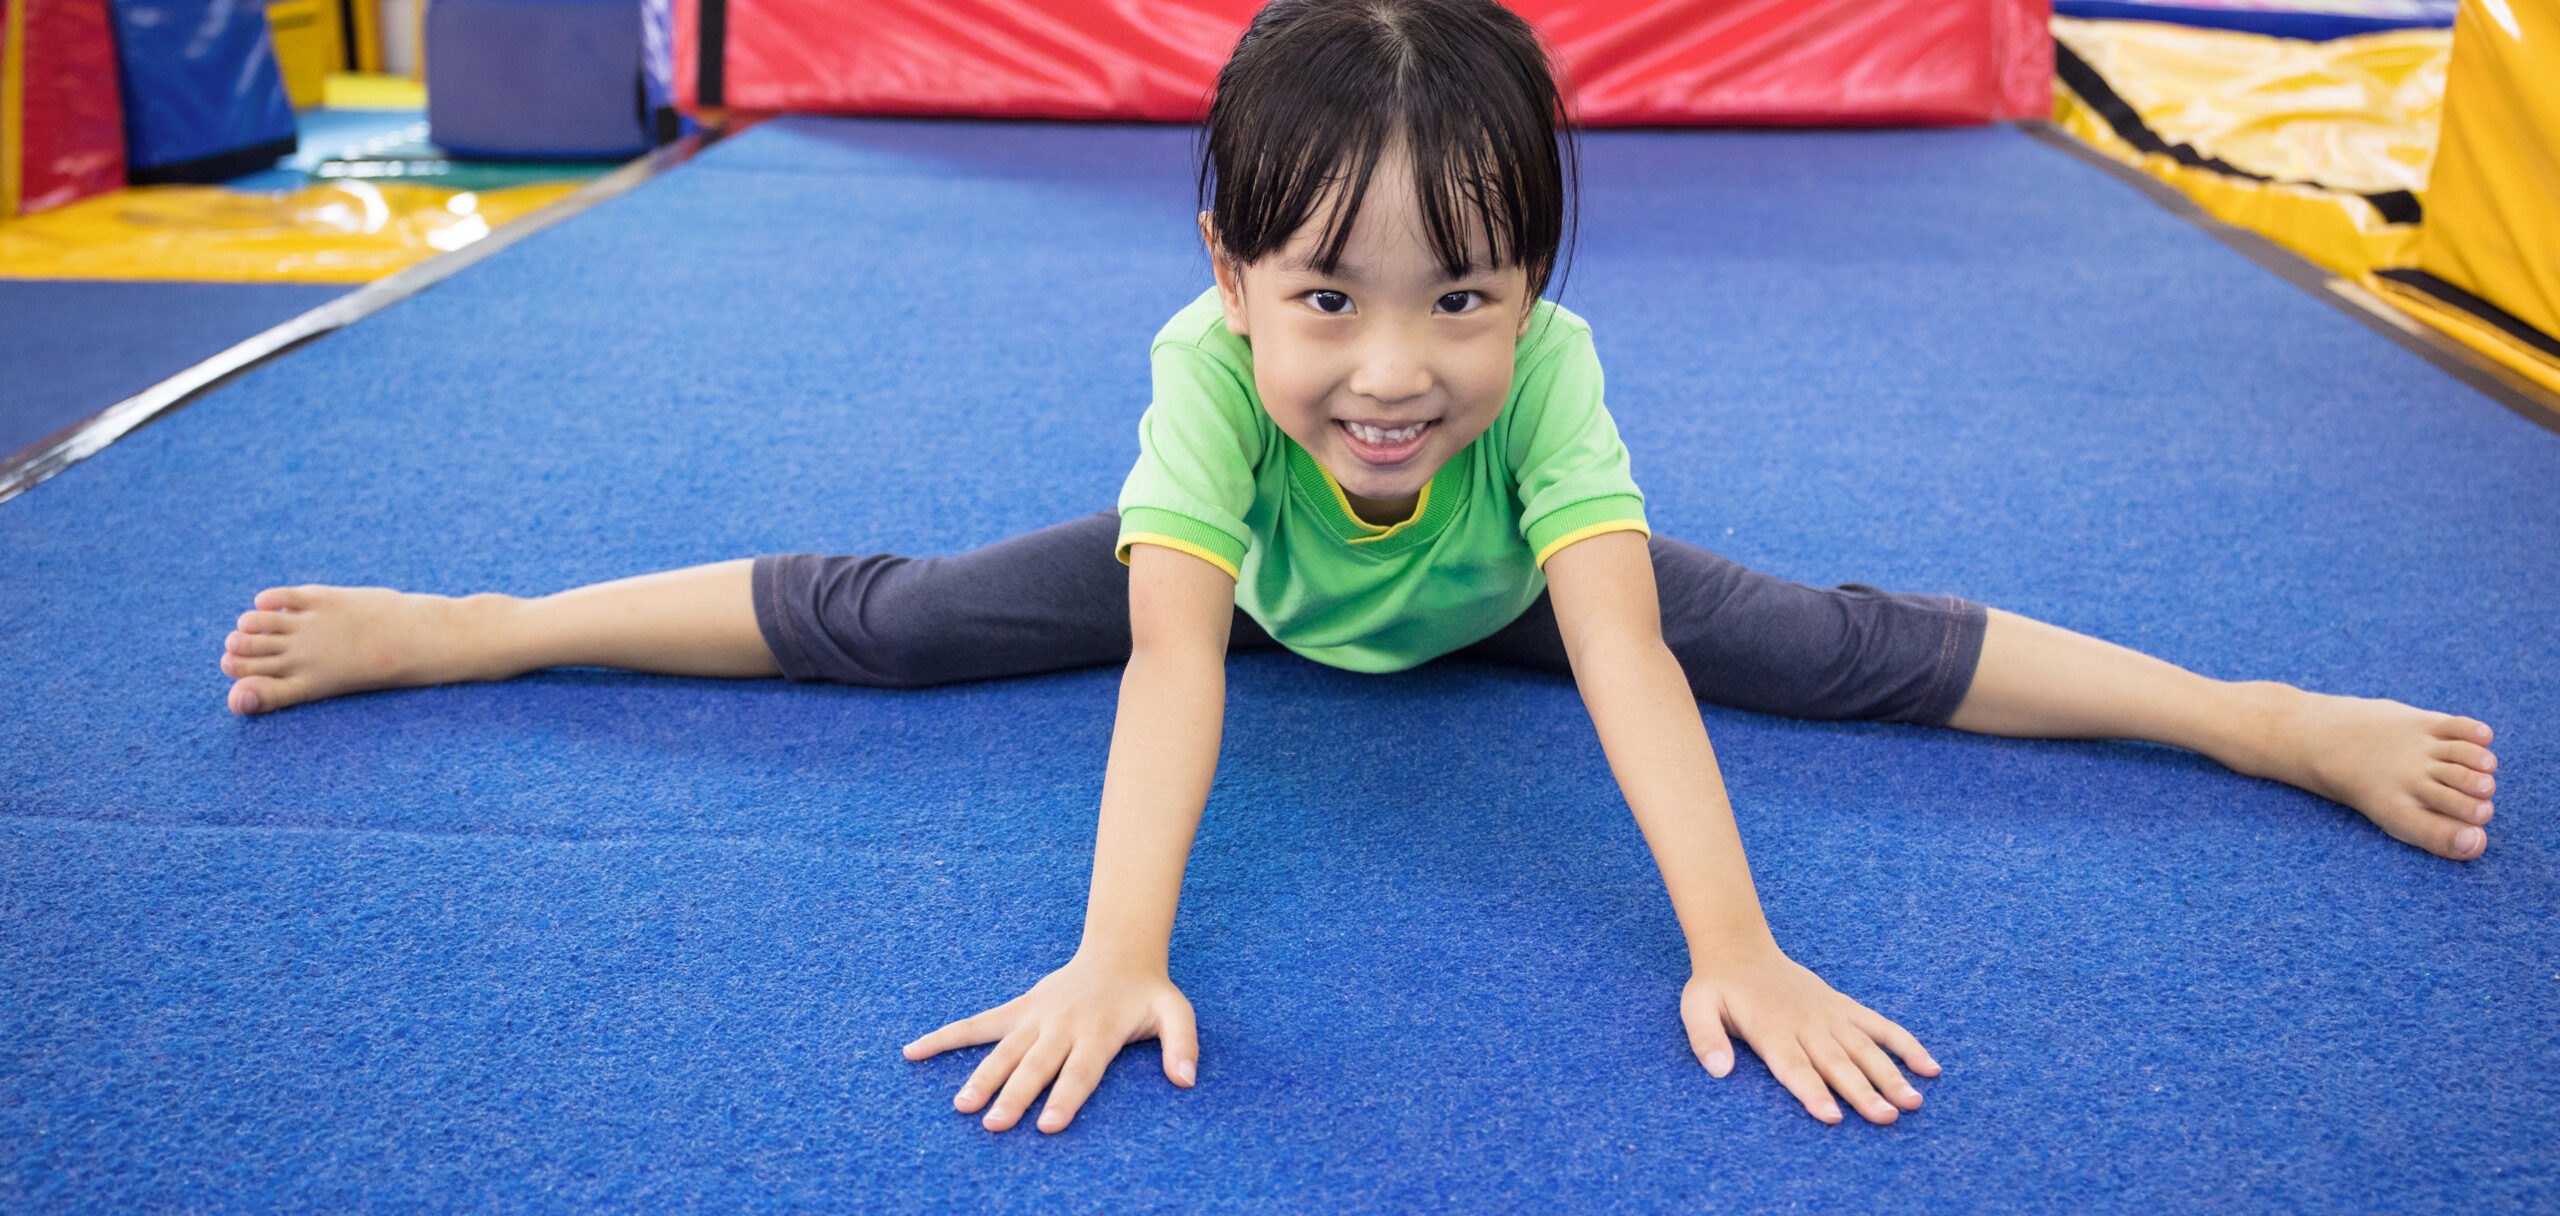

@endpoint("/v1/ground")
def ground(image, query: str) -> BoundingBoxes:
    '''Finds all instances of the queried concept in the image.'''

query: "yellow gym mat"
[0,179,579,282]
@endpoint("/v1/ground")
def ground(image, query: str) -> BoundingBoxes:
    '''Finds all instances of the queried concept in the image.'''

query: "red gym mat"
[674,0,2052,128]
[3,0,125,215]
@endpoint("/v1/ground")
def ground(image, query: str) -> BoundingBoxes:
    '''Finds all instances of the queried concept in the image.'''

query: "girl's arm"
[901,542,1236,1133]
[1542,531,1940,1125]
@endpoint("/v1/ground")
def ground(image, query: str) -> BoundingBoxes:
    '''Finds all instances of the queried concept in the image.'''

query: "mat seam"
[0,119,759,507]
[0,808,801,848]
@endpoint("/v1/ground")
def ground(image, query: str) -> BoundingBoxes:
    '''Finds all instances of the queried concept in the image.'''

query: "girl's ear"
[1201,212,1251,337]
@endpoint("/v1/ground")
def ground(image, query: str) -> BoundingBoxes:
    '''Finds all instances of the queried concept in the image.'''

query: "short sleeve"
[1503,324,1649,567]
[1115,343,1264,579]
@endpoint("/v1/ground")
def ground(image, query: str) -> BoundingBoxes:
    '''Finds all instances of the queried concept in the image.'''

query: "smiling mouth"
[1335,418,1436,463]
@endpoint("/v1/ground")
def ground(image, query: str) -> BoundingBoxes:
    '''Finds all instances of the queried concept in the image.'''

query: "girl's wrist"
[1685,927,1782,972]
[1070,932,1173,975]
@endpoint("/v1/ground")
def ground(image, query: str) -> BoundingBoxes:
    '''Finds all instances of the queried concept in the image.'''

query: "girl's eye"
[1436,291,1481,314]
[1306,290,1353,315]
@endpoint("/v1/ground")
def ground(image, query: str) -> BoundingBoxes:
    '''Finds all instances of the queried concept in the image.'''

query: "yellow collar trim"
[1312,460,1432,545]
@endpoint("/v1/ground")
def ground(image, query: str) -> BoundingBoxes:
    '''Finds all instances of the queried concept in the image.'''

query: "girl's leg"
[1454,535,1983,725]
[223,560,776,715]
[751,512,1276,688]
[1456,537,2501,860]
[223,511,1278,714]
[1946,608,2498,860]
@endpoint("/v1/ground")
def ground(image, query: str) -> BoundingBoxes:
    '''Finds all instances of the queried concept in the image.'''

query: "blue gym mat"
[3,117,2553,1212]
[0,279,347,460]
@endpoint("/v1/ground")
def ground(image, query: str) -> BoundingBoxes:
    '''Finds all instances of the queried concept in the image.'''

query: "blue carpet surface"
[0,279,347,459]
[2,117,2554,1212]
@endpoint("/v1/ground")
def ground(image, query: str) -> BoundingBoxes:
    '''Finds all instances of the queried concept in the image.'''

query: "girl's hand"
[901,952,1198,1133]
[1682,945,1940,1125]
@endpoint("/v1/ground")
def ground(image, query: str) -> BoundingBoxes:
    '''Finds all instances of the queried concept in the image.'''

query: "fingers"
[1035,1041,1114,1133]
[954,1027,1034,1115]
[1850,1007,1940,1077]
[903,1006,1011,1062]
[1685,991,1736,1078]
[1837,1028,1923,1112]
[984,1032,1071,1132]
[1805,1035,1898,1124]
[1157,994,1200,1088]
[910,976,1202,1134]
[1762,1042,1844,1124]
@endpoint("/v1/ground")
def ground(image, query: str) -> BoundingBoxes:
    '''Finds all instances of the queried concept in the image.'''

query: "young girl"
[215,0,2498,1134]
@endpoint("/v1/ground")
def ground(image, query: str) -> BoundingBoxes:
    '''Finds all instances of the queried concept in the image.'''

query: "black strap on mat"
[697,0,727,107]
[2376,269,2560,363]
[126,135,303,186]
[2052,38,2421,226]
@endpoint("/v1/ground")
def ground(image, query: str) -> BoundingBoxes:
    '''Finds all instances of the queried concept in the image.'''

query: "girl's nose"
[1346,335,1433,403]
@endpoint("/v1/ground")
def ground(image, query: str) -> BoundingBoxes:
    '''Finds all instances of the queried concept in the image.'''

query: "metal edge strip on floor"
[2016,119,2560,439]
[0,121,748,507]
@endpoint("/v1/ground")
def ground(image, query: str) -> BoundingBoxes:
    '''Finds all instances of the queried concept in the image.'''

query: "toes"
[2429,762,2495,803]
[2432,716,2493,746]
[228,676,294,716]
[2412,777,2491,827]
[220,653,289,679]
[2428,739,2496,774]
[254,586,316,612]
[2387,805,2487,860]
[237,610,297,634]
[224,630,286,657]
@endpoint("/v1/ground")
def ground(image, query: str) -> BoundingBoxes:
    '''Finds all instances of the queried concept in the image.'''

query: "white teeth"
[1344,420,1427,445]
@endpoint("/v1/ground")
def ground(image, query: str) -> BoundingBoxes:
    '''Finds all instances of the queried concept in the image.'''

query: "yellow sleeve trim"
[1534,520,1651,569]
[1117,533,1242,581]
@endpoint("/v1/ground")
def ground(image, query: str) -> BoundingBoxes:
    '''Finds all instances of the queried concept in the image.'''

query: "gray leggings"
[753,510,1987,726]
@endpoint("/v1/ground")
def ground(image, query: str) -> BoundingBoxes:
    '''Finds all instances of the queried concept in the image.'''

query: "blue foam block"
[427,0,650,159]
[107,0,298,179]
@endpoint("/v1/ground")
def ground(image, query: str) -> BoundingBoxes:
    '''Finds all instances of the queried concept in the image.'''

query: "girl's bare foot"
[220,586,514,715]
[2233,685,2500,861]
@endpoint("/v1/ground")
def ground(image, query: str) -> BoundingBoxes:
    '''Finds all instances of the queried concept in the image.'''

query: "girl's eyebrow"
[1284,253,1366,281]
[1279,258,1502,287]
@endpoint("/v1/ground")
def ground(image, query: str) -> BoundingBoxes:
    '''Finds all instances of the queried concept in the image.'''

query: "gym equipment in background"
[426,0,658,159]
[1,0,125,216]
[671,0,2054,127]
[105,0,298,184]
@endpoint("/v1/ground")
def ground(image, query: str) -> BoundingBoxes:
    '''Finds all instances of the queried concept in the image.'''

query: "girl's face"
[1206,148,1535,523]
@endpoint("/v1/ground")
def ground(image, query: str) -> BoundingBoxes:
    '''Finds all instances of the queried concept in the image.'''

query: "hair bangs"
[1202,0,1574,300]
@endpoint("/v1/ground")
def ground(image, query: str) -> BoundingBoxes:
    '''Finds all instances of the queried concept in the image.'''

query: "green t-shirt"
[1115,288,1649,673]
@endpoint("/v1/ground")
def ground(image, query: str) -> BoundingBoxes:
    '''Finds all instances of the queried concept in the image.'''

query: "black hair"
[1199,0,1576,302]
